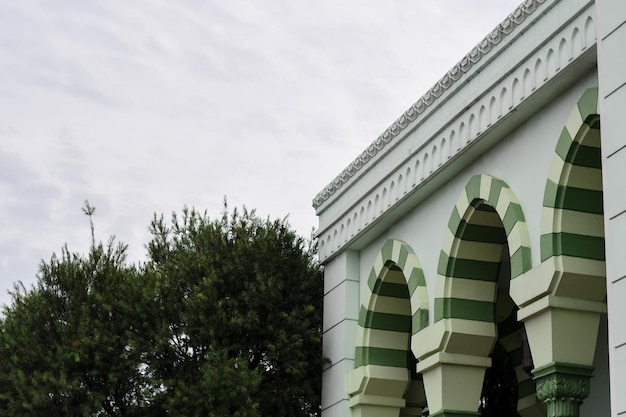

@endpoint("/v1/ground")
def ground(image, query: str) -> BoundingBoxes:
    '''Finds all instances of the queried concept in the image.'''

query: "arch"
[469,113,477,140]
[557,38,568,70]
[360,240,430,359]
[522,68,532,98]
[432,145,439,168]
[459,122,467,147]
[423,153,430,177]
[535,57,546,85]
[479,104,487,134]
[359,206,365,230]
[433,174,534,414]
[350,240,430,413]
[546,48,556,77]
[572,27,583,56]
[383,186,390,209]
[584,16,595,49]
[436,175,532,309]
[406,167,412,192]
[450,130,458,154]
[501,86,511,112]
[441,137,449,161]
[512,78,521,105]
[397,174,404,199]
[414,160,421,185]
[540,87,605,301]
[489,96,497,125]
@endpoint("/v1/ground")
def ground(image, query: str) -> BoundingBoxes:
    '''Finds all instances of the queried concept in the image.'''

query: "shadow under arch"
[349,239,429,417]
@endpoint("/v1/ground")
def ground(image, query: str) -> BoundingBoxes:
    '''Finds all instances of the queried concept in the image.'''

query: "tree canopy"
[0,203,324,417]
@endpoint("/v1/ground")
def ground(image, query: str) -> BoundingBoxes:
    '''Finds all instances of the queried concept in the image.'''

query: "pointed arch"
[469,113,477,140]
[535,57,546,85]
[546,48,556,76]
[540,87,605,301]
[437,175,532,305]
[414,160,421,185]
[489,96,497,125]
[432,145,439,168]
[557,38,569,70]
[450,129,458,154]
[501,86,511,112]
[512,78,521,105]
[355,239,429,369]
[441,137,449,162]
[431,174,534,413]
[350,240,430,412]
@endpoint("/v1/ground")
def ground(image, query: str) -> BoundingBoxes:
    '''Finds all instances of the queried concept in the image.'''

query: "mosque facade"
[314,1,625,416]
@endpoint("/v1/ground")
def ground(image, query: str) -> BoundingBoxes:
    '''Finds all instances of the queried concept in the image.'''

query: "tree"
[0,203,324,416]
[0,203,164,416]
[145,205,324,416]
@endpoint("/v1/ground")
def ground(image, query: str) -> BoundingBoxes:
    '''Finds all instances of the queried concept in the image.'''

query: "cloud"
[0,0,523,309]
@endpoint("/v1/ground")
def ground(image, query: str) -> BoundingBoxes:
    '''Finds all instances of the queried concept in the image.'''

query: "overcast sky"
[0,0,521,308]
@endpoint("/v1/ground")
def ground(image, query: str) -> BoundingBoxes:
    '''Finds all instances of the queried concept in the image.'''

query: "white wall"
[321,69,608,417]
[596,1,626,416]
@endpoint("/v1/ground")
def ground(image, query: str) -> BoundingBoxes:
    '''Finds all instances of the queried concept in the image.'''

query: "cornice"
[314,0,597,263]
[312,0,549,210]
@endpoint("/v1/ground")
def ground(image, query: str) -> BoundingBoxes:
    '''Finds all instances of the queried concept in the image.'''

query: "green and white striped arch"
[434,174,535,408]
[541,87,605,300]
[435,174,532,322]
[354,239,429,372]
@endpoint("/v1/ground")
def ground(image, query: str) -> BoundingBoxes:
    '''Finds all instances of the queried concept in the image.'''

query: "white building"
[314,1,625,417]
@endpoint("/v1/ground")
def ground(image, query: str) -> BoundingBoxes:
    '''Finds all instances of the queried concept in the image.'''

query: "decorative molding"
[533,363,593,417]
[312,0,549,210]
[535,373,590,403]
[316,3,596,263]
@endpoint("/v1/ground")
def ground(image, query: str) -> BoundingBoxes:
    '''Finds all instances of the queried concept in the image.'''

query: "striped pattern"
[541,88,604,287]
[435,175,531,322]
[435,174,534,408]
[355,240,429,377]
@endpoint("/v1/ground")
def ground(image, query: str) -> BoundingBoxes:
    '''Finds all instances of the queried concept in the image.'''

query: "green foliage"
[0,239,163,416]
[146,205,324,416]
[0,203,324,416]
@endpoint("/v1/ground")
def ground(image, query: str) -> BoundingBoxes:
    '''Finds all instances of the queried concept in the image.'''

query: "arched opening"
[418,175,536,417]
[350,240,429,417]
[540,88,605,302]
[524,87,608,417]
[446,201,535,417]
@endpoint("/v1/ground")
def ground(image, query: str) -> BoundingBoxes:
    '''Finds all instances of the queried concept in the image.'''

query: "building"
[314,1,625,416]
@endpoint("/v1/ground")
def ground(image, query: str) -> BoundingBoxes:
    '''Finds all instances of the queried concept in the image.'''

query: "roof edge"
[312,0,549,210]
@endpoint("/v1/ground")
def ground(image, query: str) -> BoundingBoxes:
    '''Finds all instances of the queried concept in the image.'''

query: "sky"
[0,0,522,308]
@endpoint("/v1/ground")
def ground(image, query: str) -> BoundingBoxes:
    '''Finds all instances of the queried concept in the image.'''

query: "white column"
[322,250,361,417]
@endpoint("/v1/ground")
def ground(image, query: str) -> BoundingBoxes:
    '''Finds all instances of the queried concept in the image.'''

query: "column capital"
[533,363,592,417]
